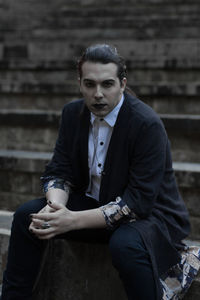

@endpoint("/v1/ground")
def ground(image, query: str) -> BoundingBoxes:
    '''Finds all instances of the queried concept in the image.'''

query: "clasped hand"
[29,201,75,240]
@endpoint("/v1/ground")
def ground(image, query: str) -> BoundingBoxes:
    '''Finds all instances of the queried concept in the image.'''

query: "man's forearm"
[46,188,69,206]
[73,207,107,230]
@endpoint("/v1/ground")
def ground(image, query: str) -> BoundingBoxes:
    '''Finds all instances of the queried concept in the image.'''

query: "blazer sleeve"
[122,119,168,219]
[41,104,75,186]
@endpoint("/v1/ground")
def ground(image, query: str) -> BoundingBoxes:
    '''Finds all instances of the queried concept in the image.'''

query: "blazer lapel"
[103,94,136,175]
[78,104,90,185]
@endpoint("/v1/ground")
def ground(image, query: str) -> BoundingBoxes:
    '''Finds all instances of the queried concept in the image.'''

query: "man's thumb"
[47,200,63,210]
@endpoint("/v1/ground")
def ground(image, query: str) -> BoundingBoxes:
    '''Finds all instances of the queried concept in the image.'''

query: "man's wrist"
[72,208,106,230]
[46,188,69,206]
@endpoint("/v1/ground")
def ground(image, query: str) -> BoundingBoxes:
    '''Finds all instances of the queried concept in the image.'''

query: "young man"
[1,44,193,299]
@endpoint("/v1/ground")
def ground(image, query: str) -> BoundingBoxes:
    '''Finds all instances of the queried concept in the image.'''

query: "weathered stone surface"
[0,150,51,210]
[0,94,73,111]
[189,217,200,241]
[184,276,200,300]
[1,94,200,116]
[29,239,200,300]
[1,110,200,161]
[1,42,200,69]
[0,127,56,152]
[33,239,127,300]
[0,229,10,285]
[0,150,52,172]
[143,96,200,115]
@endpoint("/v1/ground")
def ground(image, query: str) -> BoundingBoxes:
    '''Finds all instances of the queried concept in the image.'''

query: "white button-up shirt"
[86,95,124,200]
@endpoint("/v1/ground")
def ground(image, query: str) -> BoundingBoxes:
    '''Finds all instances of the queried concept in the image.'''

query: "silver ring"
[42,221,51,229]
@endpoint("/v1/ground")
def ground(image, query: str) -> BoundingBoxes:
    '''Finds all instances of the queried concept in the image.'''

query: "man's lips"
[92,103,107,110]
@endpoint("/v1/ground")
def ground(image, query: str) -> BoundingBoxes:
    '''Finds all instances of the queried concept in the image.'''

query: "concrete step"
[1,94,200,116]
[0,150,52,210]
[173,162,200,241]
[0,94,73,111]
[0,109,59,152]
[0,211,13,290]
[0,1,200,41]
[1,67,200,98]
[1,77,200,99]
[0,110,200,162]
[0,149,200,239]
[143,96,200,115]
[0,214,199,299]
[1,39,200,69]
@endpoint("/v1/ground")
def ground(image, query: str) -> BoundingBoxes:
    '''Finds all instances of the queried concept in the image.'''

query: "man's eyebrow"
[83,79,95,82]
[102,79,115,83]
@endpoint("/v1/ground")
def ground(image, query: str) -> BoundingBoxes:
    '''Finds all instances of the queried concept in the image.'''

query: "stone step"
[0,149,200,239]
[1,67,200,97]
[1,2,200,21]
[1,39,200,69]
[1,94,200,116]
[1,79,200,98]
[0,2,200,40]
[0,211,13,291]
[0,213,199,299]
[0,150,51,210]
[0,110,200,162]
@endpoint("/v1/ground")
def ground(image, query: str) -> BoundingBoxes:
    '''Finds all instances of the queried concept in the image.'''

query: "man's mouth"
[92,104,107,110]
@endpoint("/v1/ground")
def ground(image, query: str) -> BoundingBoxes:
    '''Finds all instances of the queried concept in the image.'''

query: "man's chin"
[90,108,109,117]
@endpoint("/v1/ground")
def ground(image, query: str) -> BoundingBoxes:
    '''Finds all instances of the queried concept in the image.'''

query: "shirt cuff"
[41,176,71,194]
[100,196,138,229]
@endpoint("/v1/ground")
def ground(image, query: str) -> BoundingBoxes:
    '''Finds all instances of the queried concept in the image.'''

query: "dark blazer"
[43,92,190,298]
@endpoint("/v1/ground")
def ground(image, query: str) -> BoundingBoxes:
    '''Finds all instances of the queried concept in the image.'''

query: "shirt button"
[100,118,104,121]
[98,163,102,167]
[100,141,104,146]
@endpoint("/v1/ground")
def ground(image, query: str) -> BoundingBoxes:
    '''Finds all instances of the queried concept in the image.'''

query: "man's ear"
[121,77,127,91]
[78,77,82,93]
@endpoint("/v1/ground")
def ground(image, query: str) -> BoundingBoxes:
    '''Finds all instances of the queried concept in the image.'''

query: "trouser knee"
[109,224,149,275]
[12,197,46,232]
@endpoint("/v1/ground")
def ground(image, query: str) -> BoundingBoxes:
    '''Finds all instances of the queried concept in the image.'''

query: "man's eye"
[85,82,95,88]
[102,81,114,88]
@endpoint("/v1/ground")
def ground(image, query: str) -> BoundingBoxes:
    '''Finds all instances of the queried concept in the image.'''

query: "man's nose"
[94,85,103,99]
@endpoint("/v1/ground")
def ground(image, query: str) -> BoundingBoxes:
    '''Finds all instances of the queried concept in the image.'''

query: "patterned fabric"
[160,246,200,299]
[41,177,71,194]
[101,196,138,229]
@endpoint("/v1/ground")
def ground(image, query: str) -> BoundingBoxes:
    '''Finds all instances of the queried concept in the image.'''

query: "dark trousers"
[1,195,156,300]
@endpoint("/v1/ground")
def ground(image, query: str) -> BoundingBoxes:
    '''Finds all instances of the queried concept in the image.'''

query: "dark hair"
[77,44,127,84]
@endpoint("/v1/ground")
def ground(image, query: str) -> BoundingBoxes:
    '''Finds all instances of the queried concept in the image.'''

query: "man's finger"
[30,212,52,221]
[31,218,50,229]
[29,226,53,236]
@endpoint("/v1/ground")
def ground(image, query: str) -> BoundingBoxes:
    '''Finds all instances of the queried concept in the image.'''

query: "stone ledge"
[0,150,52,172]
[1,110,200,132]
[1,57,200,70]
[1,95,200,116]
[161,114,200,133]
[0,109,60,128]
[0,150,200,187]
[1,111,200,159]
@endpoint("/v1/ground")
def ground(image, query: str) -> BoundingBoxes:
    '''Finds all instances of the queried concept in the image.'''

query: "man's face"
[79,62,127,117]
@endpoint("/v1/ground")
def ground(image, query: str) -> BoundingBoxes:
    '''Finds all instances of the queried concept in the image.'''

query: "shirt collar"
[90,94,124,127]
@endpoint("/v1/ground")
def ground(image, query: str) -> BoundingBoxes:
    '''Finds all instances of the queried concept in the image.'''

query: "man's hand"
[29,200,107,240]
[29,201,76,240]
